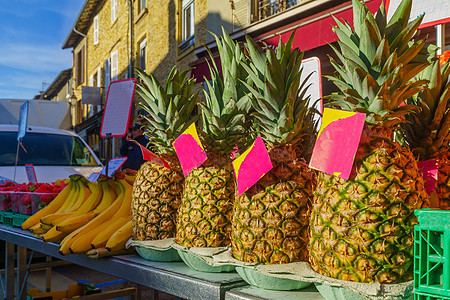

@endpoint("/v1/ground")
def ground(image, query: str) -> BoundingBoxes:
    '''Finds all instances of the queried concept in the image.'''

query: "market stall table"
[0,224,246,299]
[226,285,324,300]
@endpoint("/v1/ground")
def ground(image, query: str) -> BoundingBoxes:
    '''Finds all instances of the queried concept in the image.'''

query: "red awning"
[257,0,382,52]
[191,0,383,82]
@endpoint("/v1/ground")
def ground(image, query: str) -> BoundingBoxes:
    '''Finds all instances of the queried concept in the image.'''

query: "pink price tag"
[232,137,273,196]
[131,140,170,169]
[418,159,439,195]
[309,108,365,180]
[173,123,207,177]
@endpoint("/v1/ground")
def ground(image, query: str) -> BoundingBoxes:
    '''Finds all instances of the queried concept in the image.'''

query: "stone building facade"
[63,0,132,157]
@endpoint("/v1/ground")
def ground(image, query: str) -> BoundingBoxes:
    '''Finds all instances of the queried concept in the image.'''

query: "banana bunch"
[59,174,133,255]
[22,171,135,257]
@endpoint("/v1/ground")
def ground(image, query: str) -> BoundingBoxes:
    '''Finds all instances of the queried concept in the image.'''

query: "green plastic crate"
[13,213,28,227]
[0,211,28,227]
[414,209,450,297]
[2,211,14,227]
[415,291,450,300]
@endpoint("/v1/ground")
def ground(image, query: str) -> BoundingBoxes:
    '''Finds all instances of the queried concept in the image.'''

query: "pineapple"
[402,60,450,208]
[231,32,318,264]
[309,0,436,283]
[131,66,198,241]
[175,28,251,248]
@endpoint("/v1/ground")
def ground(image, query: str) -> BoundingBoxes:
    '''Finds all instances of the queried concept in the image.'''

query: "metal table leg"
[46,256,52,292]
[17,246,27,300]
[5,242,14,300]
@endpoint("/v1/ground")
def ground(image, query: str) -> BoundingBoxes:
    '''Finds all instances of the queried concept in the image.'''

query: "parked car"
[0,125,103,184]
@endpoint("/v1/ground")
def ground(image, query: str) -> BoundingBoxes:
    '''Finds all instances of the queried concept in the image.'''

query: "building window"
[179,0,194,53]
[252,0,299,22]
[93,15,99,45]
[75,46,85,86]
[111,0,118,23]
[111,50,119,81]
[139,38,147,71]
[139,0,146,13]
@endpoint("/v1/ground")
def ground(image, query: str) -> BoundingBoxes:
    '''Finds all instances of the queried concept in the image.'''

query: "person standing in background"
[120,124,149,171]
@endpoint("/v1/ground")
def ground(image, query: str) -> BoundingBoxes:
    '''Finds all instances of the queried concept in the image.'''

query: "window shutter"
[80,46,85,85]
[232,0,249,32]
[75,53,79,85]
[111,0,117,23]
[97,67,102,87]
[94,16,99,45]
[111,50,119,81]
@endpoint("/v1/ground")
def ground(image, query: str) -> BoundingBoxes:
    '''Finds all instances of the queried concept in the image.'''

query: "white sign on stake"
[24,164,38,184]
[386,0,450,28]
[100,79,136,138]
[300,57,323,129]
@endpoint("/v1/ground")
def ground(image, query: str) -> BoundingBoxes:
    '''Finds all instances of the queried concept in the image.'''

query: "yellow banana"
[54,177,81,213]
[92,180,117,213]
[69,225,105,254]
[29,223,44,234]
[59,181,124,255]
[74,180,104,214]
[40,223,53,231]
[106,220,132,252]
[51,180,103,227]
[65,179,91,212]
[42,226,67,243]
[86,247,134,258]
[40,212,74,226]
[90,216,130,249]
[124,173,136,185]
[21,180,74,230]
[109,178,133,219]
[56,212,97,233]
[30,227,47,235]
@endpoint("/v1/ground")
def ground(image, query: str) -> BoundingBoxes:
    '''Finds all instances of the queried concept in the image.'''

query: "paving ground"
[0,251,177,299]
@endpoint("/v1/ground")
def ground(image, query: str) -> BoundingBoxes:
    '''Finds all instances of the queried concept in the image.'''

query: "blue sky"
[0,0,85,99]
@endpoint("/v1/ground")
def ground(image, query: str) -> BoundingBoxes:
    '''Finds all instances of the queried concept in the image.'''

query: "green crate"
[2,211,15,227]
[13,213,28,227]
[414,209,450,297]
[415,291,450,300]
[0,212,28,227]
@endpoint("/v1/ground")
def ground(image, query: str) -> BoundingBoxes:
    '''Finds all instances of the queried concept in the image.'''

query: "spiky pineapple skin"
[309,126,428,284]
[231,145,315,264]
[131,158,184,241]
[175,154,235,247]
[437,152,450,209]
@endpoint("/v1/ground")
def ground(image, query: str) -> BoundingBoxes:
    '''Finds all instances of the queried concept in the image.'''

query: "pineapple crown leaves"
[135,66,199,155]
[200,26,253,154]
[240,30,319,148]
[402,59,450,159]
[326,0,438,128]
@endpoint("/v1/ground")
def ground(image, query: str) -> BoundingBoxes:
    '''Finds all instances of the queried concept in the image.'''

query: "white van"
[0,125,103,184]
